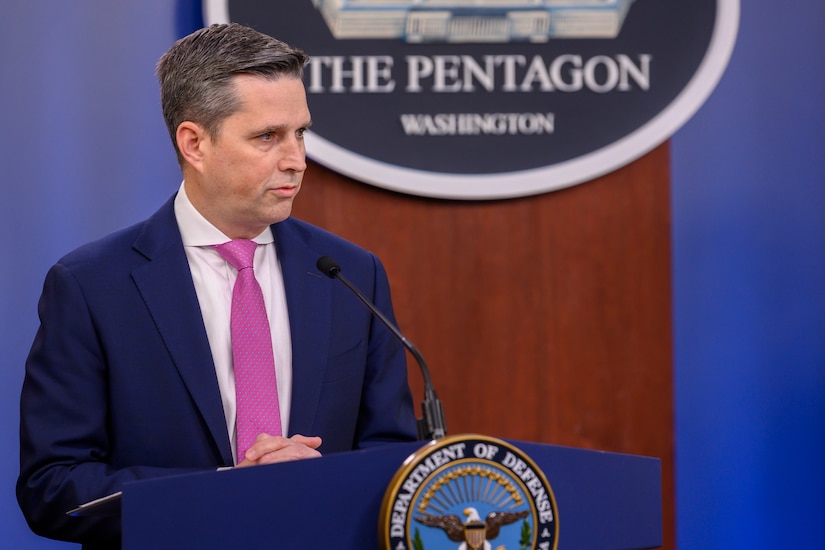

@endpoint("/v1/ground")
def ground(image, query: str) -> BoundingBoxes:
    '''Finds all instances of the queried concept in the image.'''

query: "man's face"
[185,74,311,239]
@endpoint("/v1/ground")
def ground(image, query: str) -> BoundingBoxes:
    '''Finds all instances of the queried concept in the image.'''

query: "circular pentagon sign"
[378,434,559,550]
[205,1,739,199]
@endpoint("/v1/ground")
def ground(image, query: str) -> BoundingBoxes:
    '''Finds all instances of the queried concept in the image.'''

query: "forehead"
[229,74,310,120]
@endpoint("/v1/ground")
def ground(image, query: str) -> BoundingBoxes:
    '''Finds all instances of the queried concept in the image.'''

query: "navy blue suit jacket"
[17,195,417,546]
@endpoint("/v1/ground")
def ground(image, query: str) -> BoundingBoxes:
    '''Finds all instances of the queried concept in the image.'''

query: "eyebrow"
[253,120,313,136]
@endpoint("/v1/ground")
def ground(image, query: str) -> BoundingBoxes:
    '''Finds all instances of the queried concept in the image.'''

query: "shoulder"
[53,195,178,276]
[276,217,380,267]
[55,222,145,275]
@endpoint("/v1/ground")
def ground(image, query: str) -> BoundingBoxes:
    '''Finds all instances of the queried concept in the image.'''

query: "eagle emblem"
[378,435,558,550]
[415,506,529,550]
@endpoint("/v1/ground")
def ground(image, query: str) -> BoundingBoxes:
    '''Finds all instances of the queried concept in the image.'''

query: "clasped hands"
[236,433,322,467]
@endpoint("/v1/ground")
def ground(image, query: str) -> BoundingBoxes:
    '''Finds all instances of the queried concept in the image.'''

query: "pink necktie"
[214,240,282,464]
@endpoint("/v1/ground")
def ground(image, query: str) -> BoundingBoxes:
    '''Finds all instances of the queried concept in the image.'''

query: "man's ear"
[176,121,208,171]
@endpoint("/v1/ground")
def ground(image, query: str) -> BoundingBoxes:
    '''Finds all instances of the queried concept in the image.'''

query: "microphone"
[316,255,446,441]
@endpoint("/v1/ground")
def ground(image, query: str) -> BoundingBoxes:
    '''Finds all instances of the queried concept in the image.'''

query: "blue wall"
[0,2,199,547]
[1,1,822,548]
[671,2,825,547]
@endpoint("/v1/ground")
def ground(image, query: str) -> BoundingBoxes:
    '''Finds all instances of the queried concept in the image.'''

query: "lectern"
[117,439,661,549]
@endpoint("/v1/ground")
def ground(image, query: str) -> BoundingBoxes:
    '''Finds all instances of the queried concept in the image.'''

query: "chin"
[265,206,293,226]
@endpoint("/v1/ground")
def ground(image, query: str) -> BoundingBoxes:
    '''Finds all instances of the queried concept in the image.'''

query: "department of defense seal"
[379,435,559,550]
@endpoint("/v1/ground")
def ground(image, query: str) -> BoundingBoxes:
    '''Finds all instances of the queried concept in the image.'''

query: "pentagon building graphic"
[312,0,637,42]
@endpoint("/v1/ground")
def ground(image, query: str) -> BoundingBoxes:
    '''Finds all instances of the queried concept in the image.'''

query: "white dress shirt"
[174,183,292,464]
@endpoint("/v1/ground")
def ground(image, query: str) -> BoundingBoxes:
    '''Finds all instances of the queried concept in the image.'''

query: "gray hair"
[156,23,309,163]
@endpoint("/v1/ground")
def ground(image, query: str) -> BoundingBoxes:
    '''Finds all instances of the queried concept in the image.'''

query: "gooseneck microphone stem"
[316,256,446,441]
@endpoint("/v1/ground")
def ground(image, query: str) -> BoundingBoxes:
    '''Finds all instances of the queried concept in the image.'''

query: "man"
[17,23,417,547]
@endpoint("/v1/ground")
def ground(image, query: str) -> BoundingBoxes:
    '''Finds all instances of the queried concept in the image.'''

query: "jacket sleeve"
[17,262,207,546]
[351,253,419,448]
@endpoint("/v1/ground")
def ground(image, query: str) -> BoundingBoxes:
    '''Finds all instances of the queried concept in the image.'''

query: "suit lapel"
[127,205,331,454]
[273,219,331,436]
[130,197,233,465]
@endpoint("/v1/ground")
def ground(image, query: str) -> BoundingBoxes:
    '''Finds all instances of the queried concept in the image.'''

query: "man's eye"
[296,128,306,139]
[260,132,274,142]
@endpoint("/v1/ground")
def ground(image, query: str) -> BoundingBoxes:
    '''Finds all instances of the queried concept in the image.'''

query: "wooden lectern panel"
[292,143,674,549]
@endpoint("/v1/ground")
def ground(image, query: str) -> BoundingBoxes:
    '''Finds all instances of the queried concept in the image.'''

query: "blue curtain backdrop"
[0,2,202,548]
[1,1,822,548]
[671,2,825,547]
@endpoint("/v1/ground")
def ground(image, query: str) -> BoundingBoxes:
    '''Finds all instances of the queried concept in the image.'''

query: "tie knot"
[214,239,258,271]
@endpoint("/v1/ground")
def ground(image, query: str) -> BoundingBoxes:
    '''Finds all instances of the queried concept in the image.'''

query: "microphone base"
[417,398,447,441]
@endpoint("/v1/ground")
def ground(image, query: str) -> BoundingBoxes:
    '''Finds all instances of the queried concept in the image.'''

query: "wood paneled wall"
[293,144,674,549]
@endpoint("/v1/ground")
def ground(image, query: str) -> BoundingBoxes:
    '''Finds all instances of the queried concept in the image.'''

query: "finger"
[243,435,291,461]
[289,434,323,449]
[255,444,322,465]
[237,440,322,467]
